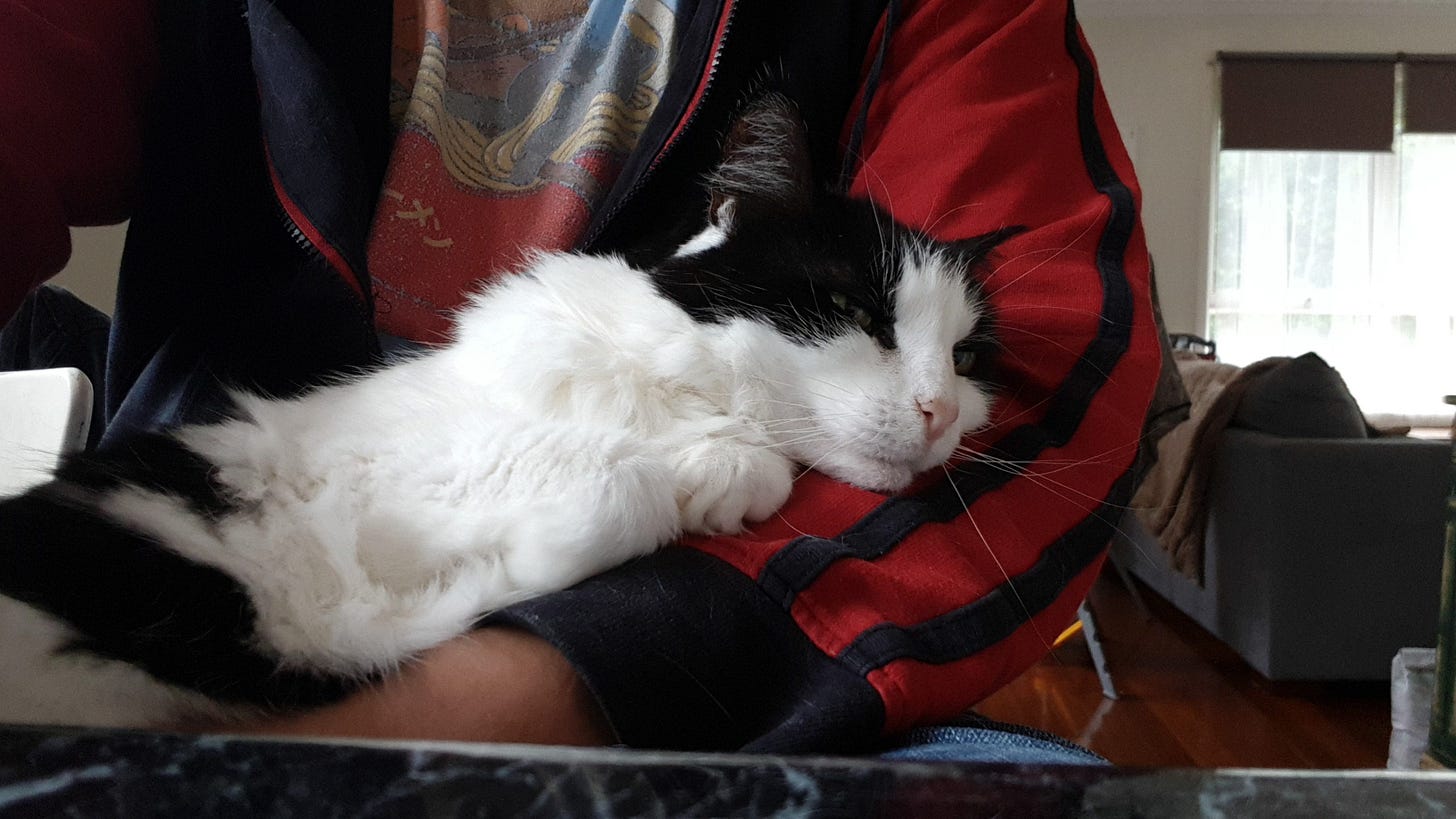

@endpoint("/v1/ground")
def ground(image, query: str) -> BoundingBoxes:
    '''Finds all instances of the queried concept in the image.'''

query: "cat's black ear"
[949,225,1027,265]
[706,93,814,230]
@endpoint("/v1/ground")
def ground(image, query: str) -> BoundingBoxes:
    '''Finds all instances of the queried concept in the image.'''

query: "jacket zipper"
[276,202,331,271]
[583,0,737,249]
[261,141,380,355]
[261,142,369,303]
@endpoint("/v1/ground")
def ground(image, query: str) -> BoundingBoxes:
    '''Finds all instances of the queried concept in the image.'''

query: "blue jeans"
[881,716,1108,765]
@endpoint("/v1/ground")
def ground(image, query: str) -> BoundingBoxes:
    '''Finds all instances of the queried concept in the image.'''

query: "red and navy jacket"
[0,0,1163,753]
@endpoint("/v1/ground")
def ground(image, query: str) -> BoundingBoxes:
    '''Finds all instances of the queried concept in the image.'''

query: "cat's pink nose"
[918,397,959,443]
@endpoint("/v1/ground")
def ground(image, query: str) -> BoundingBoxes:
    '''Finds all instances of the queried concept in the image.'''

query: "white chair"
[0,368,93,496]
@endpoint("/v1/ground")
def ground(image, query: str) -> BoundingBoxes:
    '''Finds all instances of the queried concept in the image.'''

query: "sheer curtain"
[1209,134,1456,420]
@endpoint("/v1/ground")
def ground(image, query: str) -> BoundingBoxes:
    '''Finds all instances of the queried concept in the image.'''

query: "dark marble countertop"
[4,726,1456,817]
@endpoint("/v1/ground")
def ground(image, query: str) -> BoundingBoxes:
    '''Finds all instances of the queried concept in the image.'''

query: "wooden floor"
[976,567,1393,769]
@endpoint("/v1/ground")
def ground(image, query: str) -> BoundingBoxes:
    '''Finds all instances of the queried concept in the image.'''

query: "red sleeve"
[691,0,1162,734]
[0,0,156,322]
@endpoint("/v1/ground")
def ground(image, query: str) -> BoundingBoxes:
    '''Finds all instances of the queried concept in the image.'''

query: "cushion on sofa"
[1232,352,1367,438]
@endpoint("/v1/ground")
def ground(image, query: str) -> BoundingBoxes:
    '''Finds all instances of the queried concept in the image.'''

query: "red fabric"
[689,0,1161,734]
[367,127,600,341]
[0,0,156,322]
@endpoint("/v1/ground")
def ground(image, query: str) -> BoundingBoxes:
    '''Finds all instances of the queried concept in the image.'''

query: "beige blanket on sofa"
[1132,356,1291,583]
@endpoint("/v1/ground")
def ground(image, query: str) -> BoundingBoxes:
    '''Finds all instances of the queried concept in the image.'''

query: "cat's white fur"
[0,244,992,727]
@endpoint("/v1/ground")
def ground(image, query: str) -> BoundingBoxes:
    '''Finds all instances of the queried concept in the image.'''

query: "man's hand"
[232,627,614,745]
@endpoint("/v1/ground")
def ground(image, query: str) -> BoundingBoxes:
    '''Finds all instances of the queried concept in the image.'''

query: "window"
[1212,55,1456,420]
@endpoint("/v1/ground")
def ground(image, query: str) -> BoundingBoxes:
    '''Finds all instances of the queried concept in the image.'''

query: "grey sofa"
[1112,428,1451,681]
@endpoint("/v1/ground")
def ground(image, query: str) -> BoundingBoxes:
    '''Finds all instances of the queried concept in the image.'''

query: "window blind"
[1219,55,1396,151]
[1405,58,1456,135]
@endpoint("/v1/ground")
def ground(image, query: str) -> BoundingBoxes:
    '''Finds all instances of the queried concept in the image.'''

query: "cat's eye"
[830,292,875,333]
[953,348,977,376]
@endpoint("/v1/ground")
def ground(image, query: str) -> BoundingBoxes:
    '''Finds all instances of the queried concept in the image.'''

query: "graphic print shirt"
[368,0,678,341]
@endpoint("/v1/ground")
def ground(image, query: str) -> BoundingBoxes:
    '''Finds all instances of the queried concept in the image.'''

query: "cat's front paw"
[673,441,795,535]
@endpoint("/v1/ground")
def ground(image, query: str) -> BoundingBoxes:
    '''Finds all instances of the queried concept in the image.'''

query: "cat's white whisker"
[970,391,1057,434]
[939,464,1054,652]
[772,510,818,539]
[994,304,1104,319]
[765,433,838,450]
[921,201,986,241]
[970,437,1141,470]
[966,450,1146,516]
[792,436,858,481]
[741,375,865,407]
[1000,326,1119,383]
[985,203,1107,299]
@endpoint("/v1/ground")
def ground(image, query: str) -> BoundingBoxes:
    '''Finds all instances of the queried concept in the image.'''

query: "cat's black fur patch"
[0,483,364,709]
[651,93,1019,350]
[652,195,916,345]
[55,431,236,519]
[2,418,361,711]
[653,202,1020,352]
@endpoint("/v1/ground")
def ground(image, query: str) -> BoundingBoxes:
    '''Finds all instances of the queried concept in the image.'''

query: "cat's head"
[653,95,1018,492]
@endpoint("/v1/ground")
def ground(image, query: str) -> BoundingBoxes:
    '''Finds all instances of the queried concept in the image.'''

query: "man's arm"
[233,628,613,746]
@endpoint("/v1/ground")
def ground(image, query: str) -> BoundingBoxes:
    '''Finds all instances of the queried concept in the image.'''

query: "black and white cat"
[0,96,1013,728]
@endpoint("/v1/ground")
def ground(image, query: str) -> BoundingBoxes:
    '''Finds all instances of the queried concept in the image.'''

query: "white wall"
[1078,0,1456,334]
[53,224,127,315]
